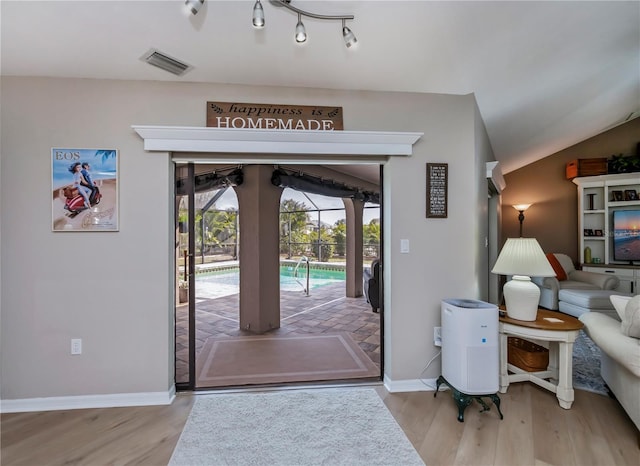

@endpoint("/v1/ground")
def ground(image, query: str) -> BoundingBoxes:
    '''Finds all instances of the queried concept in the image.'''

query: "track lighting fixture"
[185,0,204,16]
[270,0,356,48]
[295,13,307,43]
[187,1,357,48]
[252,0,265,28]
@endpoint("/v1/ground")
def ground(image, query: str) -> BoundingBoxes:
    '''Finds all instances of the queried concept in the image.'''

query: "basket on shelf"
[507,337,549,372]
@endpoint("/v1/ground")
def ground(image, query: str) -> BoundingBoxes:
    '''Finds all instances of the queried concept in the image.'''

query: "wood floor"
[1,383,638,465]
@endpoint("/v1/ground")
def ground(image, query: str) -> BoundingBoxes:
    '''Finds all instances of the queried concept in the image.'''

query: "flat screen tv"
[613,210,640,263]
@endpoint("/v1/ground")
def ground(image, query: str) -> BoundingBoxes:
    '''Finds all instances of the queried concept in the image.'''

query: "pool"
[195,266,345,299]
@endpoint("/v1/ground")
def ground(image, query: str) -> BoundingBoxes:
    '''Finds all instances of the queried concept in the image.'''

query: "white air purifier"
[441,299,499,394]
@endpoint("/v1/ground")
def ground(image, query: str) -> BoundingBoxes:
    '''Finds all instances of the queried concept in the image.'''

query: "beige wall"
[0,77,492,403]
[502,118,640,265]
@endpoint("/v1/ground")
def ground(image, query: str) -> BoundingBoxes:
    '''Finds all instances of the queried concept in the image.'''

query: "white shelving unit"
[573,173,640,288]
[580,266,640,294]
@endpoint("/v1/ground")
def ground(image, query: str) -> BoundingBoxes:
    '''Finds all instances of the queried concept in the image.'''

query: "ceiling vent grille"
[141,49,192,76]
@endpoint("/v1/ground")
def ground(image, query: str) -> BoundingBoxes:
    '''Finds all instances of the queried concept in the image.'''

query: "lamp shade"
[491,238,555,277]
[512,203,532,212]
[295,16,307,43]
[252,0,265,28]
[343,26,357,48]
[492,238,555,321]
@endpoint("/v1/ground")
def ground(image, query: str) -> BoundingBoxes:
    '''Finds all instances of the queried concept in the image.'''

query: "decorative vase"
[584,246,592,264]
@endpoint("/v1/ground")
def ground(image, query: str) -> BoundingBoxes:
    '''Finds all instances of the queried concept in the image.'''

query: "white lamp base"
[503,275,540,321]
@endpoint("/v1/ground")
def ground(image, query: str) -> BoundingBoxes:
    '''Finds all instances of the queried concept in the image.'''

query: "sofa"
[532,253,619,310]
[579,295,640,434]
[558,289,632,319]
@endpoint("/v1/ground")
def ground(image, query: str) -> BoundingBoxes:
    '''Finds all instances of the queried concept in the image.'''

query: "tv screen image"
[613,210,640,262]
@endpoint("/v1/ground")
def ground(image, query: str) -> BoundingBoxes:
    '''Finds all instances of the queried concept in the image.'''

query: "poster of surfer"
[52,148,118,231]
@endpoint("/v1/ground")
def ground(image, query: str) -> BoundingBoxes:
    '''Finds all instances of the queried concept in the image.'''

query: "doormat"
[169,388,424,466]
[196,332,379,388]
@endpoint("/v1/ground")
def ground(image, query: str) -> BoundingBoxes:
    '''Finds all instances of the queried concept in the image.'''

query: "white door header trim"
[132,126,423,156]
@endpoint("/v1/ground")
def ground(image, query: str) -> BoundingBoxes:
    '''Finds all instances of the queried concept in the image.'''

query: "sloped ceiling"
[2,0,639,181]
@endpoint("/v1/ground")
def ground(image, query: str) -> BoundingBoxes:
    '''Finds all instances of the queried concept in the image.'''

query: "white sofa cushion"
[579,311,640,377]
[610,294,632,321]
[559,289,621,309]
[554,253,576,274]
[622,295,640,338]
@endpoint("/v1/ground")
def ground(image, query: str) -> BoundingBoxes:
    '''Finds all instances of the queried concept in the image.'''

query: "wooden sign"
[426,163,448,218]
[207,101,343,130]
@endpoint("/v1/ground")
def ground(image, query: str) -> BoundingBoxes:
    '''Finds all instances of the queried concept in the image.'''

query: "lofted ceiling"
[1,0,639,183]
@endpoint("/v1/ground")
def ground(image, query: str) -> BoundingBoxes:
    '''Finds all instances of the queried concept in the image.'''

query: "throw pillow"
[610,295,632,321]
[545,253,567,281]
[621,295,640,338]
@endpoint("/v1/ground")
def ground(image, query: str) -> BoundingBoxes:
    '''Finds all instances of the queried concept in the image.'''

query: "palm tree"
[364,219,380,258]
[205,208,238,257]
[332,219,346,257]
[280,199,311,258]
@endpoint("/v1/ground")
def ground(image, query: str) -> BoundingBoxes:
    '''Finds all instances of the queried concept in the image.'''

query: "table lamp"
[491,238,556,321]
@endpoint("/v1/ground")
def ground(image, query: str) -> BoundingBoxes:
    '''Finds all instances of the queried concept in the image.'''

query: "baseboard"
[0,385,176,413]
[383,375,436,392]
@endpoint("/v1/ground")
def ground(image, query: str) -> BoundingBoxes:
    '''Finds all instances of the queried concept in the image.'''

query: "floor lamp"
[512,203,532,237]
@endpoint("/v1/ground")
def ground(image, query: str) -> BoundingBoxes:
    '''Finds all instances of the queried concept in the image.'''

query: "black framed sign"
[426,163,448,218]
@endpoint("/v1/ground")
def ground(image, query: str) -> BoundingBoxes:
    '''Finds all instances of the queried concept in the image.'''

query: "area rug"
[168,388,425,466]
[573,329,607,395]
[196,332,379,388]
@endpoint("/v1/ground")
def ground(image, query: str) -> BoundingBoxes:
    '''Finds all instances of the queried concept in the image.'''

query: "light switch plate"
[71,338,82,355]
[400,239,410,253]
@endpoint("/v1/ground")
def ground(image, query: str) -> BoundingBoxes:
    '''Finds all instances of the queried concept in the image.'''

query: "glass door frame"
[175,162,196,391]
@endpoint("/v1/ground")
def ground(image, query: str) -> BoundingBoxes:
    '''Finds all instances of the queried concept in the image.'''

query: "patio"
[176,281,381,387]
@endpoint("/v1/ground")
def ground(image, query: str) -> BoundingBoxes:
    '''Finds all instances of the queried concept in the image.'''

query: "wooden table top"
[499,307,584,331]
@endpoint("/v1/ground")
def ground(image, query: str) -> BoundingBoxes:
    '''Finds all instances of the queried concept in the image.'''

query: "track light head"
[295,13,307,43]
[252,0,265,28]
[185,0,204,16]
[342,23,357,48]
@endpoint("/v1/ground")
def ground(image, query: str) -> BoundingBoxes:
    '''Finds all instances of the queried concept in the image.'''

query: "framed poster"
[426,163,448,218]
[52,148,118,231]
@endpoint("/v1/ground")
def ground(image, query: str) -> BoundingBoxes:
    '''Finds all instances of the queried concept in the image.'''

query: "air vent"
[141,49,192,76]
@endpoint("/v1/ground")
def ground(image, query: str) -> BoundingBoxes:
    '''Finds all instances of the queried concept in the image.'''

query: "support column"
[344,198,364,298]
[233,165,283,333]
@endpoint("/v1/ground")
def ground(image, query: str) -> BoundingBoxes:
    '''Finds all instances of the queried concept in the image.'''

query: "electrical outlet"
[71,338,82,355]
[433,327,442,347]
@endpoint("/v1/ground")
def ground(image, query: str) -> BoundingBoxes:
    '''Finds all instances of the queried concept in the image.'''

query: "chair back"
[367,259,380,311]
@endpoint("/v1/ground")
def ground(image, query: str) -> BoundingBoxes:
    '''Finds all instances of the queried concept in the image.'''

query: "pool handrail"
[294,256,310,296]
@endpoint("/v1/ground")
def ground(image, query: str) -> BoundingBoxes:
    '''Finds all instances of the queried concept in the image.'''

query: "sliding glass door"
[175,163,195,390]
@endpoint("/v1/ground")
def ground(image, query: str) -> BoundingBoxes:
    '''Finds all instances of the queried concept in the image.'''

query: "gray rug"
[169,387,424,466]
[573,329,607,395]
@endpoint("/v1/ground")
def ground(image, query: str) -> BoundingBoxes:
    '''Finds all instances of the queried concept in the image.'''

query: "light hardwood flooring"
[1,383,638,465]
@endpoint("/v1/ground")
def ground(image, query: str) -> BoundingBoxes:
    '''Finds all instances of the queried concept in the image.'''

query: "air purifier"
[441,298,499,394]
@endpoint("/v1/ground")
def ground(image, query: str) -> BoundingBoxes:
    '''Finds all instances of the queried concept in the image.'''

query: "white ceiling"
[2,0,639,180]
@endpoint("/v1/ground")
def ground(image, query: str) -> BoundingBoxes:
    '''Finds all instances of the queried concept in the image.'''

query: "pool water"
[195,266,345,299]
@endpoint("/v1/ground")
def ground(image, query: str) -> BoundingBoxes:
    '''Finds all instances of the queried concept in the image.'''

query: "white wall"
[0,77,494,404]
[474,98,497,302]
